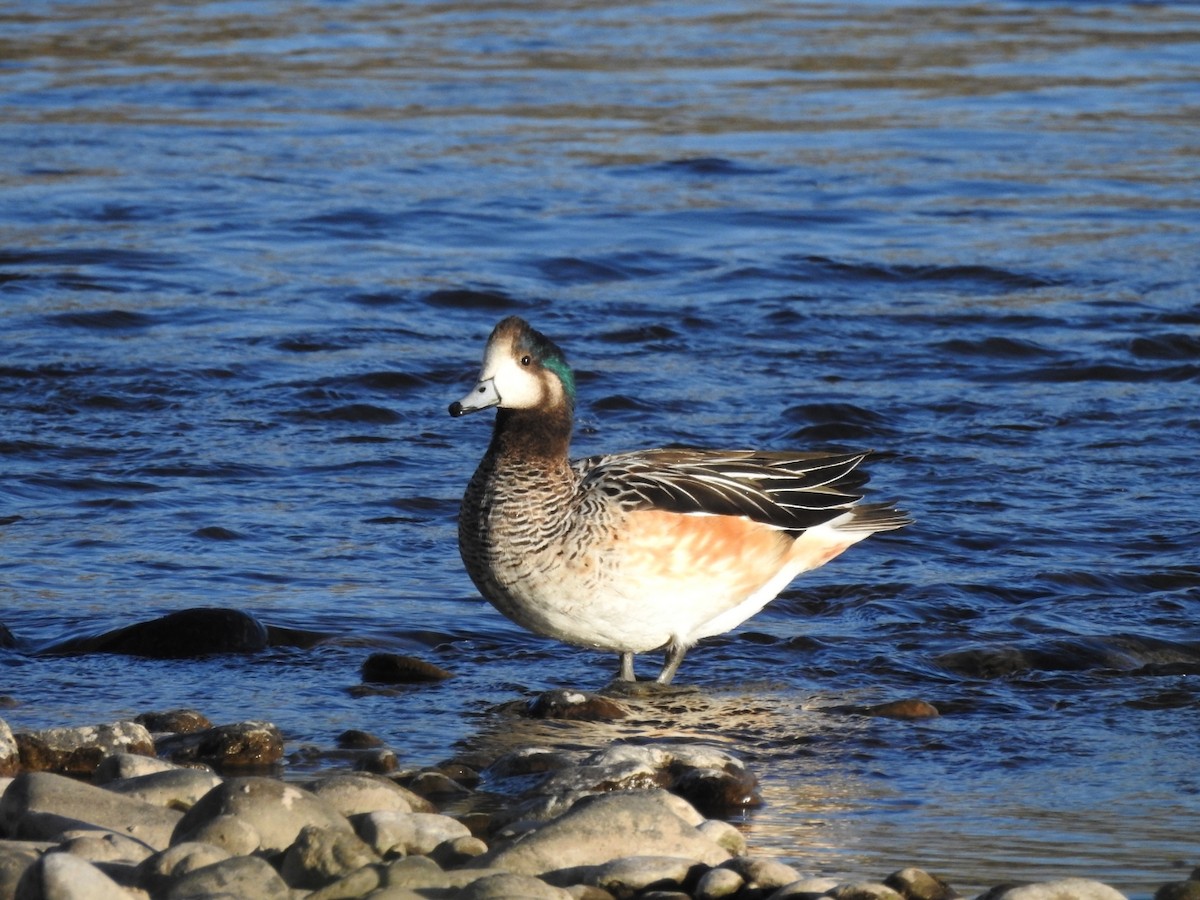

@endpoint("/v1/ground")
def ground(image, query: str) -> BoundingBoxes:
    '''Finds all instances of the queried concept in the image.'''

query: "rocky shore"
[2,694,1196,900]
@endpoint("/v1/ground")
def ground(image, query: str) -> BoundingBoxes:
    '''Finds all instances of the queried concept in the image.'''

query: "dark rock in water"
[865,699,941,720]
[136,708,214,735]
[13,720,155,776]
[43,607,269,658]
[156,720,284,772]
[1156,881,1200,900]
[361,652,453,683]
[525,689,629,721]
[264,622,330,649]
[0,623,15,649]
[337,729,384,749]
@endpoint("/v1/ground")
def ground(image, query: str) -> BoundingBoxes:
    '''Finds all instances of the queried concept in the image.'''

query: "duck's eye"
[520,355,532,367]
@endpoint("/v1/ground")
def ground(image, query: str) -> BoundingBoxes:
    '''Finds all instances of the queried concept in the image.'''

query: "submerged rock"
[43,607,270,658]
[361,652,453,683]
[156,720,284,771]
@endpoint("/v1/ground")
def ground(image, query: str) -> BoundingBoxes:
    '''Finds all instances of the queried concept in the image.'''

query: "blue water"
[2,1,1199,895]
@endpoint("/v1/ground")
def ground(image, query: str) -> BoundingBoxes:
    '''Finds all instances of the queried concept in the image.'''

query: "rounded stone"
[156,721,284,771]
[135,709,214,735]
[696,865,745,899]
[137,842,233,897]
[885,868,959,900]
[588,855,704,896]
[471,790,730,877]
[171,776,352,855]
[279,823,381,889]
[833,882,907,900]
[181,812,261,856]
[697,820,747,856]
[165,854,290,900]
[308,773,432,817]
[457,871,573,899]
[991,880,1128,900]
[18,852,132,900]
[724,856,804,891]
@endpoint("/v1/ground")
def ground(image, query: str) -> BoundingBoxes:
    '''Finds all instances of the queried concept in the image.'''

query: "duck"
[448,315,910,685]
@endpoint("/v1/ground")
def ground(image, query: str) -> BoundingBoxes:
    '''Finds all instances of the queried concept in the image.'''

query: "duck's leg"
[656,644,687,685]
[617,651,636,682]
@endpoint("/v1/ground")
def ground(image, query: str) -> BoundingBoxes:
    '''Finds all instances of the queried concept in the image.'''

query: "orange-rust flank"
[619,509,795,596]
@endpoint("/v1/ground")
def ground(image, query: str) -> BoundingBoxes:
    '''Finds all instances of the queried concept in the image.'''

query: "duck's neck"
[487,403,573,465]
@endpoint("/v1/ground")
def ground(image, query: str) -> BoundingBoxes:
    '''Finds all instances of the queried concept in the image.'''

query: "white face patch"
[478,337,545,410]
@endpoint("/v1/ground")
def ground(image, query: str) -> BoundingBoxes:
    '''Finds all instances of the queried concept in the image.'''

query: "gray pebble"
[171,776,351,855]
[137,841,233,896]
[308,773,431,817]
[696,865,745,899]
[1,772,182,851]
[988,879,1128,900]
[278,823,379,889]
[19,851,135,900]
[164,854,290,900]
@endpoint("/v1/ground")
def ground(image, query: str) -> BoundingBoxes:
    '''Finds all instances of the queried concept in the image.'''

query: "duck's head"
[449,316,576,418]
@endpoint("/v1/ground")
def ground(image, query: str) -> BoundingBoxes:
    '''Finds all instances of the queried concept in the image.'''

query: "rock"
[16,851,135,900]
[361,652,453,683]
[0,842,44,898]
[487,747,578,779]
[308,773,432,817]
[885,868,959,900]
[164,854,290,899]
[172,777,352,855]
[586,855,705,897]
[833,883,907,900]
[1157,882,1200,900]
[156,720,284,771]
[696,820,747,856]
[526,690,629,721]
[177,812,261,856]
[58,828,155,866]
[697,865,745,899]
[93,753,196,783]
[279,824,380,889]
[457,871,573,899]
[356,810,471,857]
[429,834,489,868]
[353,749,399,774]
[0,771,182,851]
[14,721,155,776]
[337,729,384,749]
[499,744,759,824]
[304,863,385,900]
[0,720,17,777]
[769,876,841,898]
[134,709,213,735]
[865,700,940,719]
[405,769,473,800]
[985,880,1128,900]
[104,768,224,811]
[473,789,730,877]
[46,607,269,658]
[137,842,233,897]
[725,856,804,892]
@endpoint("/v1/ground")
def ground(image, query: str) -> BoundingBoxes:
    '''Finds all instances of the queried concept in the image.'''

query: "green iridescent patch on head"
[542,354,576,402]
[518,321,576,405]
